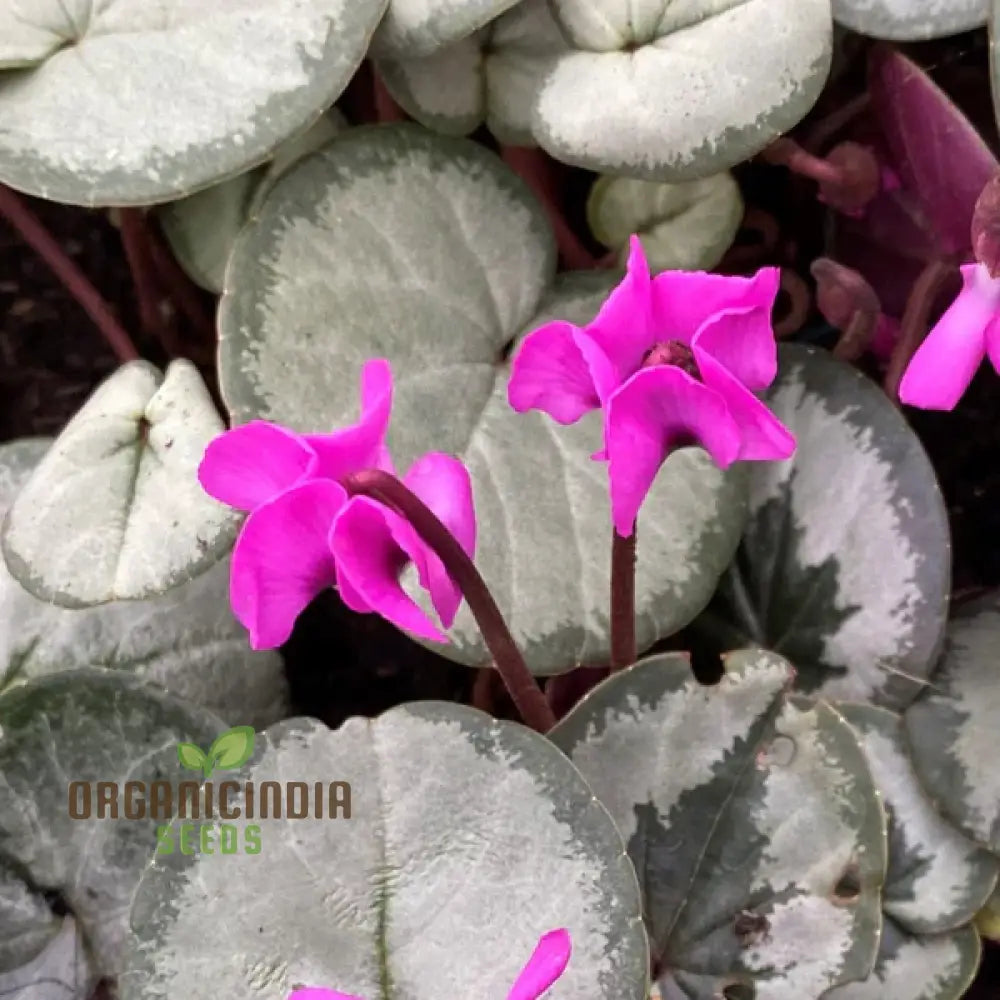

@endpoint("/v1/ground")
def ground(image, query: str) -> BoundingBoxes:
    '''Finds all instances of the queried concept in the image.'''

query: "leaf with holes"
[375,0,570,143]
[904,590,1000,851]
[532,0,832,181]
[587,172,744,273]
[823,920,980,1000]
[832,0,987,41]
[371,0,522,58]
[694,344,949,711]
[0,0,386,206]
[837,704,997,934]
[118,703,649,999]
[0,671,227,982]
[157,109,348,293]
[219,124,747,674]
[0,437,287,728]
[549,649,887,1000]
[1,361,239,609]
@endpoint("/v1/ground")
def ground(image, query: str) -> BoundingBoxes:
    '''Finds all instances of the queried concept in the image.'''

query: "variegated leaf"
[549,649,887,999]
[376,0,570,143]
[823,919,980,1000]
[0,671,227,980]
[218,125,747,674]
[974,883,1000,942]
[904,590,1000,850]
[696,344,949,711]
[532,0,833,181]
[587,172,744,273]
[0,1,386,206]
[837,704,997,934]
[119,704,649,999]
[0,438,287,728]
[832,0,987,40]
[157,109,347,293]
[1,361,238,609]
[0,913,94,1000]
[372,0,521,58]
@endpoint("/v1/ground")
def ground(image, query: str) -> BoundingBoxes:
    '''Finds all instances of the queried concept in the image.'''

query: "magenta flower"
[507,237,795,536]
[198,360,476,649]
[287,928,571,1000]
[899,262,1000,409]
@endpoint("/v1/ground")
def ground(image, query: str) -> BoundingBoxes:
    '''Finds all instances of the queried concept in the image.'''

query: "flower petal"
[694,349,796,461]
[506,929,572,1000]
[605,367,742,537]
[306,358,395,480]
[198,421,317,512]
[229,480,346,650]
[651,267,780,378]
[286,990,365,1000]
[582,234,655,385]
[508,321,603,423]
[330,497,447,642]
[399,453,476,629]
[900,264,997,410]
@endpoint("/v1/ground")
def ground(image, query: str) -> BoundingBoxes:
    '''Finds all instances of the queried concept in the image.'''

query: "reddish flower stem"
[342,468,556,733]
[499,146,596,270]
[610,526,637,672]
[884,259,959,404]
[0,184,139,363]
[761,137,846,188]
[118,208,164,342]
[773,269,811,338]
[372,65,408,123]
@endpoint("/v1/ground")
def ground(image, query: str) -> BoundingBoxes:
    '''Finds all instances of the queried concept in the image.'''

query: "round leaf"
[904,590,1000,850]
[832,0,987,40]
[219,129,746,672]
[372,0,521,58]
[550,649,887,999]
[587,172,744,273]
[823,919,980,1000]
[0,1,387,206]
[532,0,833,181]
[695,344,950,711]
[0,437,287,728]
[376,0,571,143]
[1,361,239,609]
[157,110,348,293]
[837,704,997,934]
[119,703,648,999]
[0,671,227,979]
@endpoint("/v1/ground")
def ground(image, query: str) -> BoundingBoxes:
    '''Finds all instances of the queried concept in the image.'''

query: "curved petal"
[899,264,997,410]
[198,421,317,512]
[229,480,346,650]
[605,367,742,537]
[507,929,572,1000]
[287,990,365,1000]
[330,497,446,642]
[508,320,602,423]
[694,349,797,461]
[651,267,780,373]
[398,453,476,629]
[690,292,781,392]
[583,234,655,384]
[306,358,395,480]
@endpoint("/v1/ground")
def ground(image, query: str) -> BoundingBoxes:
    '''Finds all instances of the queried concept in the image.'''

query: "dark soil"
[4,32,1000,995]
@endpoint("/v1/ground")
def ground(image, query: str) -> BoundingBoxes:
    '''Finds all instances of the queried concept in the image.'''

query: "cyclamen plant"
[3,4,1000,1000]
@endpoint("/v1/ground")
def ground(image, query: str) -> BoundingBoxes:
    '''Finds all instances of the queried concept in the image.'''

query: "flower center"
[641,340,699,378]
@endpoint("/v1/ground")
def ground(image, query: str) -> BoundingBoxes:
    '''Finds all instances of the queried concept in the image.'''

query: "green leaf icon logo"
[204,726,256,778]
[177,742,208,772]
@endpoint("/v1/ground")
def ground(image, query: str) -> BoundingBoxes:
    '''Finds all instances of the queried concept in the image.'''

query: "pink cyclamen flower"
[899,262,1000,409]
[287,928,571,1000]
[198,359,476,649]
[507,236,795,536]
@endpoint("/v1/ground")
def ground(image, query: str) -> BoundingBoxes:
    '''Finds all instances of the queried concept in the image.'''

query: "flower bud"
[971,174,1000,278]
[817,143,882,217]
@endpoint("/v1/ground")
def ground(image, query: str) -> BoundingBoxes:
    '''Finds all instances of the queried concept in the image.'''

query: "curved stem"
[343,468,556,733]
[610,526,637,672]
[773,269,811,339]
[0,185,139,363]
[761,137,846,188]
[883,259,959,403]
